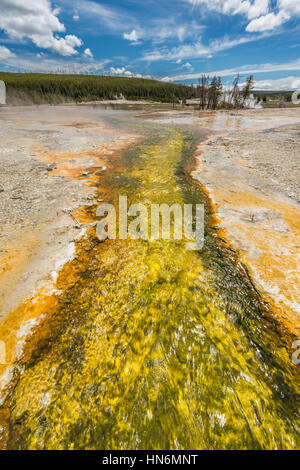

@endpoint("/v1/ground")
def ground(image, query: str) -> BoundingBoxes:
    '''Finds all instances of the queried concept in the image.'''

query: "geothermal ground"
[0,105,300,370]
[192,109,300,339]
[0,104,299,449]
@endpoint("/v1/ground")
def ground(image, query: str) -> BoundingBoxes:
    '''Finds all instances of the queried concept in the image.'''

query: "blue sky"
[0,0,300,89]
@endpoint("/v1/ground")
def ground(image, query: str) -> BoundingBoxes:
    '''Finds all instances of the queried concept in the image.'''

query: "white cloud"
[109,66,148,78]
[0,49,110,74]
[0,0,83,56]
[142,41,208,61]
[278,0,300,15]
[68,2,203,46]
[68,0,133,32]
[251,76,300,90]
[246,11,289,32]
[164,58,300,81]
[83,48,93,58]
[188,0,300,32]
[246,1,300,31]
[246,0,270,19]
[183,62,194,71]
[149,19,204,45]
[44,35,83,56]
[65,1,203,48]
[188,0,269,19]
[142,34,265,61]
[123,30,139,42]
[110,66,131,76]
[73,14,79,21]
[177,27,185,42]
[0,45,15,60]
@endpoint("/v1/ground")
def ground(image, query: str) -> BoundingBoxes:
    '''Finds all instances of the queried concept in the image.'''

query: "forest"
[0,72,195,105]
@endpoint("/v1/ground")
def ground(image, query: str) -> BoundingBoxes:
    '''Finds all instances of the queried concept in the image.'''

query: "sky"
[0,0,300,89]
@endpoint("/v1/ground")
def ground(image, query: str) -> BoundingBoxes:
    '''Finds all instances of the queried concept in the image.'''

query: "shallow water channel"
[4,120,300,450]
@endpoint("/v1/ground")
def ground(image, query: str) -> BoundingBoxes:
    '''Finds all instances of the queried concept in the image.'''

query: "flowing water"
[4,122,300,449]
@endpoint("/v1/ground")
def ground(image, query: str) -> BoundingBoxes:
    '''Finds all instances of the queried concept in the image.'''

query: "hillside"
[0,72,195,105]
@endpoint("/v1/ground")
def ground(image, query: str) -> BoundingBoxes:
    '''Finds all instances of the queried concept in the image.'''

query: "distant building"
[0,80,6,105]
[186,99,201,106]
[253,91,292,103]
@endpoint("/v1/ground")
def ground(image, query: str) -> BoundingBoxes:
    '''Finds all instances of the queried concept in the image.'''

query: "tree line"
[0,71,255,108]
[0,72,195,105]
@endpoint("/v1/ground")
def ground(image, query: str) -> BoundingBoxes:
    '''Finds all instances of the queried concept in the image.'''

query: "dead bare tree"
[196,75,222,110]
[207,76,222,110]
[241,75,254,108]
[229,74,242,108]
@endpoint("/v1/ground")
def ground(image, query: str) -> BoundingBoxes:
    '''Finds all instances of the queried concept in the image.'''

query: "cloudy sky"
[0,0,300,89]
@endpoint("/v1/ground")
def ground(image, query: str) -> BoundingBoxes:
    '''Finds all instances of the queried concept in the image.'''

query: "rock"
[46,163,58,171]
